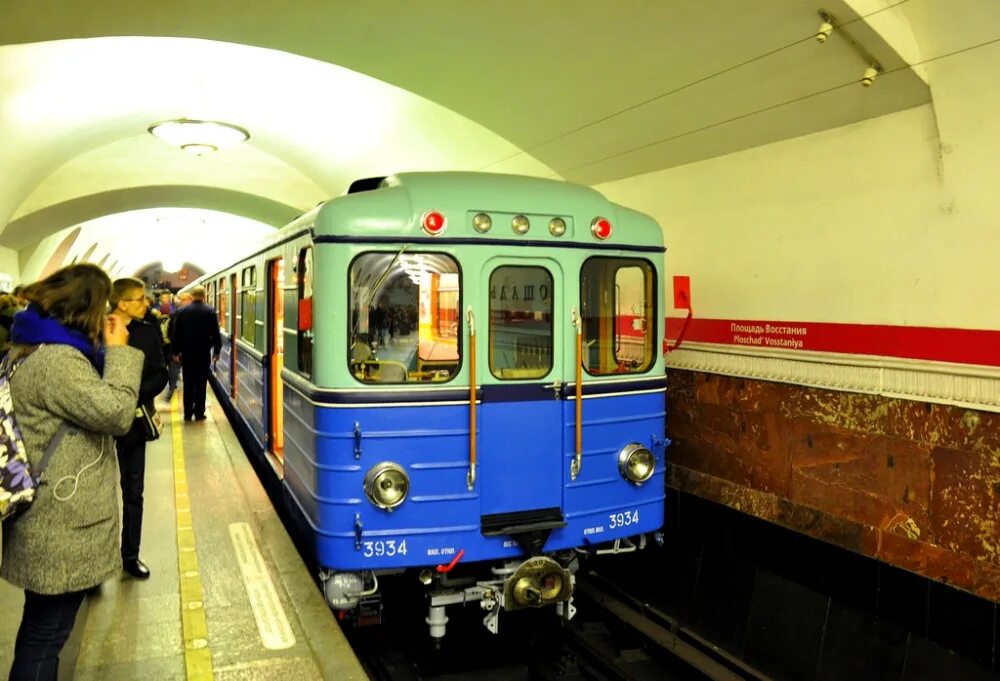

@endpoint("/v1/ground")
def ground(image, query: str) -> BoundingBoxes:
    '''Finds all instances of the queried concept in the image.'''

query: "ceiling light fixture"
[182,143,217,156]
[861,65,881,87]
[148,119,250,154]
[815,12,834,43]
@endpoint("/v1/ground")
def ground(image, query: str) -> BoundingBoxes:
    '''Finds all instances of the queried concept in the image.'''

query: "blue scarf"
[10,304,105,372]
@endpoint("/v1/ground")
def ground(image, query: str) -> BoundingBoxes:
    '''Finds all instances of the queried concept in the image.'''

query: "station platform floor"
[0,393,368,681]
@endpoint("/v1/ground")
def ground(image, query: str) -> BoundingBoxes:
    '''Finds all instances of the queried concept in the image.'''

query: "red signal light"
[591,217,612,240]
[421,210,447,236]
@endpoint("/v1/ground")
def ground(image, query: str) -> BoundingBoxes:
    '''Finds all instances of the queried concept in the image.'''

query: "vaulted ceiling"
[1,0,974,252]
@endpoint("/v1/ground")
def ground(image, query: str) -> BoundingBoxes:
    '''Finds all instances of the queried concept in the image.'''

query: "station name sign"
[664,317,1000,367]
[730,322,808,350]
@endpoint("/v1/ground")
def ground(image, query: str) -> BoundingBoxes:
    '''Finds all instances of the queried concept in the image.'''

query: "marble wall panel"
[666,369,1000,602]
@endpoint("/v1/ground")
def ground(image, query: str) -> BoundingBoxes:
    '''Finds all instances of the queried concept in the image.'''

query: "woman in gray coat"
[0,264,142,681]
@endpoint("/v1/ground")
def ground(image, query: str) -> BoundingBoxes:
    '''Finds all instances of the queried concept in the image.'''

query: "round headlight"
[548,217,566,237]
[617,443,655,485]
[421,210,447,236]
[591,216,612,240]
[364,462,410,509]
[473,212,493,233]
[511,215,530,235]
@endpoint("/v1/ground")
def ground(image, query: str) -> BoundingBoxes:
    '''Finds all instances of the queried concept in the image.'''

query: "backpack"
[0,352,71,521]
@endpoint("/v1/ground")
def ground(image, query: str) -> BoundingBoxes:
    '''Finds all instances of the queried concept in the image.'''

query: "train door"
[230,272,238,397]
[477,258,564,521]
[216,277,227,384]
[266,258,285,461]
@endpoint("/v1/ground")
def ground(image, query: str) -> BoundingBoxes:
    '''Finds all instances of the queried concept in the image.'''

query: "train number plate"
[608,510,639,529]
[362,539,408,558]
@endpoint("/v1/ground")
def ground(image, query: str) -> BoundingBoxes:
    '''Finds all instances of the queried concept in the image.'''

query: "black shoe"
[123,558,151,579]
[194,414,207,421]
[184,414,193,422]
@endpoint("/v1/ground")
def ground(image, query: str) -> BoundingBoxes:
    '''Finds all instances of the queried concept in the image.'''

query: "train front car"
[293,172,667,638]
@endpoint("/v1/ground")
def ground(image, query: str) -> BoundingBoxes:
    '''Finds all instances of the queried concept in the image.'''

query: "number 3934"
[362,539,408,558]
[608,510,639,529]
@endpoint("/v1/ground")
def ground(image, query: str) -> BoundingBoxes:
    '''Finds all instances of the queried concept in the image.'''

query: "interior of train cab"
[349,251,460,383]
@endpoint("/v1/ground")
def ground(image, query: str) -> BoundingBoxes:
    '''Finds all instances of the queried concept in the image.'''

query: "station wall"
[598,40,1000,601]
[598,40,1000,413]
[599,45,999,332]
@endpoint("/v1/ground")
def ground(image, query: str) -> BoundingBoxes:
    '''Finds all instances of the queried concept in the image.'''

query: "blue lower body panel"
[277,386,666,572]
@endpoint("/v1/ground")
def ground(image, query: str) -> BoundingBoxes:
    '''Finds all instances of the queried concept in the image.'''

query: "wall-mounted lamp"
[148,119,250,155]
[861,65,880,87]
[816,13,834,43]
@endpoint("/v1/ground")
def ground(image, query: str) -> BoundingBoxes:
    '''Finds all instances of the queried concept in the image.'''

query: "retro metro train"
[187,172,668,638]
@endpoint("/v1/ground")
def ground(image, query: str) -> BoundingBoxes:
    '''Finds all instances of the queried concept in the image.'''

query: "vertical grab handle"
[466,306,477,490]
[571,306,583,480]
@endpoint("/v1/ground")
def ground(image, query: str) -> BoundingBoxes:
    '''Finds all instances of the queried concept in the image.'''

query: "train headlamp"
[472,213,493,233]
[364,462,410,509]
[548,217,567,237]
[617,443,655,485]
[511,215,530,235]
[591,217,612,240]
[421,210,447,236]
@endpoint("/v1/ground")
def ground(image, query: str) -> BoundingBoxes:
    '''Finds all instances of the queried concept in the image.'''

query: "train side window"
[298,247,314,376]
[488,266,553,380]
[241,265,257,344]
[208,282,217,319]
[580,257,655,375]
[218,277,227,327]
[347,251,461,384]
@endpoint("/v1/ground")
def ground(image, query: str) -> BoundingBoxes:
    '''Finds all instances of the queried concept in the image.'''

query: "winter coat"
[0,344,143,594]
[171,301,222,365]
[116,318,168,447]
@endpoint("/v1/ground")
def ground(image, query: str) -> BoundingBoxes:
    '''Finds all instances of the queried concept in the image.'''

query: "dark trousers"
[166,359,181,395]
[115,438,146,561]
[182,358,209,419]
[9,589,86,681]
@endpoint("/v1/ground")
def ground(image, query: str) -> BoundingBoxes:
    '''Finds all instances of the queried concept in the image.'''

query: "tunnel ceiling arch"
[3,186,301,250]
[0,0,944,253]
[0,36,555,249]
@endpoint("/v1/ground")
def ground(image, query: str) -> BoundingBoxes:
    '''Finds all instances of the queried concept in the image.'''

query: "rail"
[571,306,583,480]
[466,306,477,490]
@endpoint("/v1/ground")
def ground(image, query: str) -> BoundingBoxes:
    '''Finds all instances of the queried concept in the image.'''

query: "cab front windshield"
[348,251,461,384]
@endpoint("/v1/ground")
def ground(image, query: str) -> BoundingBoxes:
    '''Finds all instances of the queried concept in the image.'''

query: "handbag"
[137,403,162,441]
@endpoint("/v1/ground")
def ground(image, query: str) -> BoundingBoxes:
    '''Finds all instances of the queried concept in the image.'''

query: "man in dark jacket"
[171,285,221,421]
[109,278,169,579]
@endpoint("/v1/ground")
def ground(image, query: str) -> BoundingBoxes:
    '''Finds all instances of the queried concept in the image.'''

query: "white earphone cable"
[52,434,106,502]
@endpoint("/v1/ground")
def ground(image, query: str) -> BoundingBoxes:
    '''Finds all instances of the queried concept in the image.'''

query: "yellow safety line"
[170,392,215,680]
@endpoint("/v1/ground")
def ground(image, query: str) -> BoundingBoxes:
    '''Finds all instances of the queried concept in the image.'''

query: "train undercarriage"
[320,533,654,639]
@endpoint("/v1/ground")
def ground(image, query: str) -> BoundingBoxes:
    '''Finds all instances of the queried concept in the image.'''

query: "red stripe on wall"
[664,318,1000,367]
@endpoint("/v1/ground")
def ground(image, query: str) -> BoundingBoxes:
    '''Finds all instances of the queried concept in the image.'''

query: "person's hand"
[212,354,219,366]
[104,315,129,347]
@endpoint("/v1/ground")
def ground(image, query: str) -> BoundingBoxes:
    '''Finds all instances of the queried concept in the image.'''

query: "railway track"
[346,567,770,681]
[572,571,770,681]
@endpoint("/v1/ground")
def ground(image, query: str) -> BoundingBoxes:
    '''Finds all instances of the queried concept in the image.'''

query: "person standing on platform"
[157,291,174,316]
[162,292,192,401]
[1,263,142,681]
[171,285,220,421]
[108,278,168,579]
